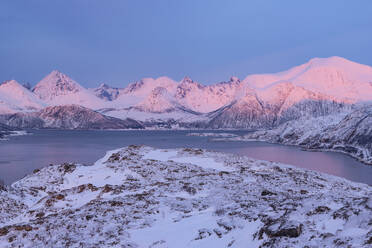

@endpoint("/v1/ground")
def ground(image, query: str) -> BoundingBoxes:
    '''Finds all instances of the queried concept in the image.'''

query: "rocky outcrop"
[89,83,122,101]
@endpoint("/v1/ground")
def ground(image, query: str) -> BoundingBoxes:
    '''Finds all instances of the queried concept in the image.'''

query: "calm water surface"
[0,130,371,185]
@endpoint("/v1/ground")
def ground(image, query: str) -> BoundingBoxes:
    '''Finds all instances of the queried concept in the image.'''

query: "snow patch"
[143,149,235,171]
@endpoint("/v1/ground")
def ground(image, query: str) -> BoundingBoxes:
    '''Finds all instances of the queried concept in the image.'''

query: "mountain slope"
[0,80,45,114]
[238,104,372,164]
[111,77,178,108]
[134,86,179,113]
[0,105,144,129]
[207,87,270,128]
[33,70,105,109]
[243,56,372,102]
[89,83,122,101]
[175,77,241,113]
[206,81,348,129]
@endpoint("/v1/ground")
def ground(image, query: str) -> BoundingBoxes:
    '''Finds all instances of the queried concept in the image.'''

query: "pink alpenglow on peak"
[242,56,372,102]
[32,70,106,109]
[0,80,45,113]
[0,57,371,124]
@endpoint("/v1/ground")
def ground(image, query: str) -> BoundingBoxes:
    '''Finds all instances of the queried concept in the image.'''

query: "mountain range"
[1,56,372,129]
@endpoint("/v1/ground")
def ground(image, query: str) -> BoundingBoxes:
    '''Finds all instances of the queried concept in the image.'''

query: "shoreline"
[222,137,372,168]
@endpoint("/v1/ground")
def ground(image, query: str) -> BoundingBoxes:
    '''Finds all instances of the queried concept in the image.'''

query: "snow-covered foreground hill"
[0,146,371,247]
[231,104,372,165]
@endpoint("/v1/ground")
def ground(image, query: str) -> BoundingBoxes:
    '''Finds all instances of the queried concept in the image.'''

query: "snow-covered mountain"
[0,57,371,129]
[0,80,45,114]
[33,70,106,109]
[175,76,241,113]
[135,86,179,113]
[0,146,370,247]
[243,56,372,102]
[89,83,122,101]
[101,57,372,127]
[107,76,179,109]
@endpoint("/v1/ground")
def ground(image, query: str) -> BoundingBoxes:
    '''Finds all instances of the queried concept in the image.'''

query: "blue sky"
[1,0,372,87]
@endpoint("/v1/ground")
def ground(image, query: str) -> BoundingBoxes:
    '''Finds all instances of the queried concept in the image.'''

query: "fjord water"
[0,130,371,185]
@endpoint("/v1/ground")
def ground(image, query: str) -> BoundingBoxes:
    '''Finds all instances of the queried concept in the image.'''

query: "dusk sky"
[1,0,372,88]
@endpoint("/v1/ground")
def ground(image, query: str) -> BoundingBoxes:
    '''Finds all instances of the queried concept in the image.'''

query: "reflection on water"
[0,130,371,185]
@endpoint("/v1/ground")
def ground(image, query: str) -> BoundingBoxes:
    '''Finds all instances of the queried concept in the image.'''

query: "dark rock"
[0,227,9,236]
[261,190,277,196]
[61,163,76,173]
[262,220,303,238]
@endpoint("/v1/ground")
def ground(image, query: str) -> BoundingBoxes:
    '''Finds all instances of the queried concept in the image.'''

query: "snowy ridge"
[0,57,372,128]
[0,80,45,114]
[243,56,372,101]
[0,145,371,247]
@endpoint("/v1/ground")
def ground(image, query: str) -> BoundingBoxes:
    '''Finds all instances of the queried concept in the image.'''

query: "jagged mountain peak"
[33,70,84,100]
[229,76,240,83]
[90,83,122,101]
[179,76,202,86]
[49,69,64,76]
[31,70,106,109]
[122,77,177,97]
[180,76,193,83]
[178,77,204,93]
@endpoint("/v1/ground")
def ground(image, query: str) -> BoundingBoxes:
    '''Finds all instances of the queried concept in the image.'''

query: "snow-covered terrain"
[242,56,372,102]
[89,83,123,101]
[0,145,370,247]
[0,80,45,114]
[0,57,372,129]
[230,104,372,165]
